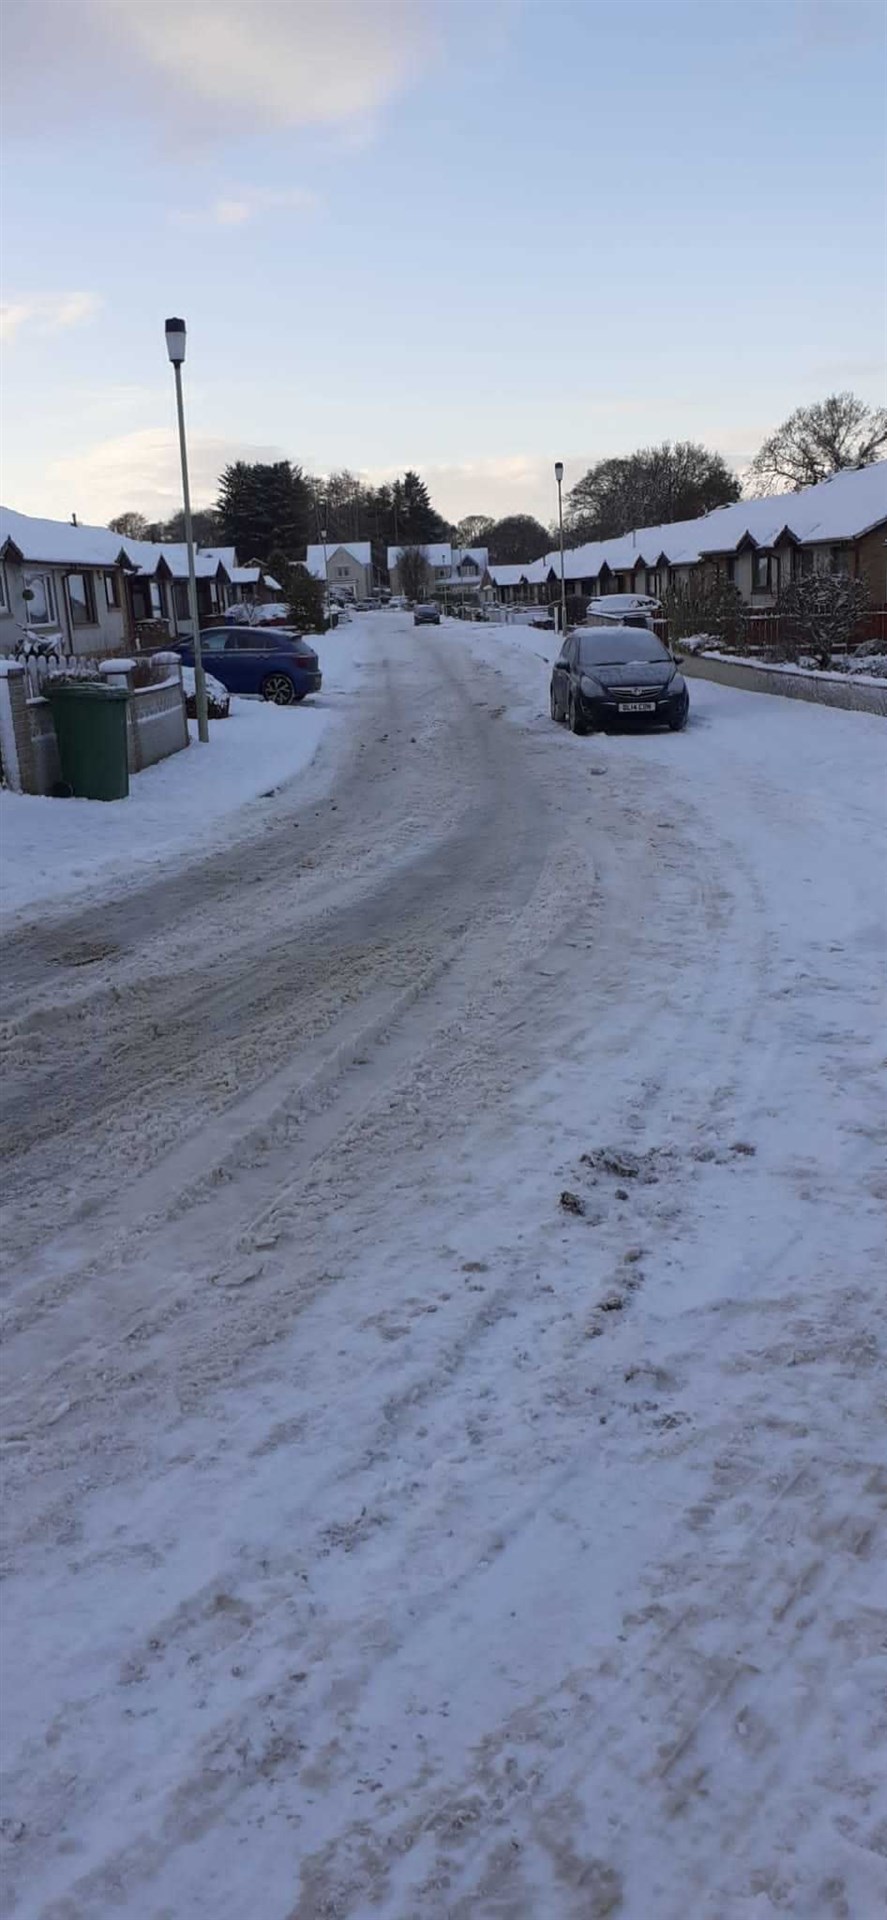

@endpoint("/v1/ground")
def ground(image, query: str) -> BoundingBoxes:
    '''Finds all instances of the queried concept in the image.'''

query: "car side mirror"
[672,653,684,666]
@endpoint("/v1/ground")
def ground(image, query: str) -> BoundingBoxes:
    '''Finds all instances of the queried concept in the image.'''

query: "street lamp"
[554,460,568,639]
[165,316,208,744]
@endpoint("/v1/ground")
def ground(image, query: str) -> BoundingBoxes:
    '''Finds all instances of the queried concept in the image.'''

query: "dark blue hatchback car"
[175,627,322,705]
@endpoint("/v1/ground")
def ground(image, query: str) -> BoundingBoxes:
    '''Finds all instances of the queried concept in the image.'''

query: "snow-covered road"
[2,615,885,1919]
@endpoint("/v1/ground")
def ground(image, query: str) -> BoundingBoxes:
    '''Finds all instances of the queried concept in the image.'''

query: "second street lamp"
[165,316,209,745]
[554,460,568,640]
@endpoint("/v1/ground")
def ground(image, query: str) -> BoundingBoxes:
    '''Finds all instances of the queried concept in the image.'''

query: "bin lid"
[47,680,129,702]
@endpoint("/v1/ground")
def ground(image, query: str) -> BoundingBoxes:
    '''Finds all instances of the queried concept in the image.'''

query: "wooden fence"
[725,607,887,657]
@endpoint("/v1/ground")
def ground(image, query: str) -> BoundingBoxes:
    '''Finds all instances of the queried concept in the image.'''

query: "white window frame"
[0,563,8,613]
[24,570,58,625]
[104,571,120,609]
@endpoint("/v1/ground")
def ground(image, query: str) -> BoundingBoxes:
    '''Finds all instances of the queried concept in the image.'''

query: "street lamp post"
[554,460,568,639]
[165,317,209,744]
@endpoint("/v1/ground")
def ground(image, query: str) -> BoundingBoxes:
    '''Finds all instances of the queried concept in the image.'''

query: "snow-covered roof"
[487,563,529,587]
[305,541,372,578]
[587,593,662,615]
[490,464,887,589]
[453,546,489,569]
[695,461,887,553]
[118,539,232,581]
[0,506,129,569]
[228,566,282,588]
[387,544,452,570]
[522,556,555,585]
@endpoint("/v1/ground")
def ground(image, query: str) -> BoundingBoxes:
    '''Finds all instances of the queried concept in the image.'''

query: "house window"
[174,581,190,619]
[23,571,57,624]
[725,557,736,583]
[104,572,120,609]
[67,571,97,627]
[150,580,166,618]
[752,552,775,593]
[647,569,661,595]
[0,564,8,613]
[829,548,851,575]
[336,566,349,578]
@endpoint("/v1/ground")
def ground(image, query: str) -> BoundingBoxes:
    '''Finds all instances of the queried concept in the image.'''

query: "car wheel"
[261,672,297,706]
[568,691,587,736]
[549,684,562,724]
[669,701,689,732]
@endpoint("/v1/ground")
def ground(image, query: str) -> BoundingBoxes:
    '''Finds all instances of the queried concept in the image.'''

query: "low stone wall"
[682,651,887,716]
[130,675,189,770]
[0,656,189,795]
[25,696,61,792]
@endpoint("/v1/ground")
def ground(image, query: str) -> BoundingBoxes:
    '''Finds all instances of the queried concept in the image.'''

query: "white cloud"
[46,426,286,522]
[0,290,102,344]
[171,186,319,229]
[2,1,441,140]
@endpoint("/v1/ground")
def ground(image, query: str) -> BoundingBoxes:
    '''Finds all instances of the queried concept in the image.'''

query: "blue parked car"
[175,627,322,706]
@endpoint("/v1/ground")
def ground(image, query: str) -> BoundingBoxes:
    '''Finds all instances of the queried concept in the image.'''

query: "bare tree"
[455,515,495,548]
[747,393,887,495]
[396,545,432,602]
[108,510,149,538]
[776,570,871,669]
[566,443,740,541]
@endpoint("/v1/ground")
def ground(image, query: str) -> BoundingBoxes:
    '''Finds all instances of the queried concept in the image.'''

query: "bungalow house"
[485,563,533,605]
[0,507,273,654]
[0,506,134,655]
[122,540,238,637]
[306,541,373,600]
[486,463,887,614]
[387,545,489,603]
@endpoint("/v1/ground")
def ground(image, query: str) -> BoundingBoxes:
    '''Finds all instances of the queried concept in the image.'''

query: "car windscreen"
[579,633,669,667]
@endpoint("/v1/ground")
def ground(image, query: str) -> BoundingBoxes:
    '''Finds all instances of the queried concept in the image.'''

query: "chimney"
[71,512,78,527]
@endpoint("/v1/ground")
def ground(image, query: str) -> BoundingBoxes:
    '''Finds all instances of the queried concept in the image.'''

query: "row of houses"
[2,463,884,656]
[298,467,886,617]
[486,463,887,611]
[0,506,282,657]
[303,541,490,604]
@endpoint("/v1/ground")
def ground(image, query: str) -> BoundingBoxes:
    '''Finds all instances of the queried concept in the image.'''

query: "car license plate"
[618,700,656,712]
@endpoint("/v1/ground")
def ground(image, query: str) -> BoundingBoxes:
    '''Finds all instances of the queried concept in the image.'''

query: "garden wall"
[682,652,887,716]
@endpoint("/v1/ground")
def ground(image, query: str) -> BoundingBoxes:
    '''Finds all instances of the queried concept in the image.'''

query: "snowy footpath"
[0,623,369,924]
[1,616,885,1919]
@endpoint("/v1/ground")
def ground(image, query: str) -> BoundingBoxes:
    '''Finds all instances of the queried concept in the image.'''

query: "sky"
[1,0,885,530]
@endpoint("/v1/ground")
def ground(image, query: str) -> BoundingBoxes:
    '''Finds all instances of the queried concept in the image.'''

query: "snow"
[2,612,886,1917]
[691,647,887,686]
[305,541,372,577]
[0,622,369,923]
[0,505,128,568]
[490,460,887,585]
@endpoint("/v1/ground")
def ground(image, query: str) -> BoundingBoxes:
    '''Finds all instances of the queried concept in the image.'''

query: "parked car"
[175,628,322,705]
[550,625,689,733]
[414,603,441,626]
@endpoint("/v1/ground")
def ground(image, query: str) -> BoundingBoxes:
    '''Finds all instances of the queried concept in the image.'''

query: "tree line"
[108,391,886,567]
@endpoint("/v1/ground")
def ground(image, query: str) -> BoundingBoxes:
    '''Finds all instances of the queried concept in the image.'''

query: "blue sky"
[2,0,884,527]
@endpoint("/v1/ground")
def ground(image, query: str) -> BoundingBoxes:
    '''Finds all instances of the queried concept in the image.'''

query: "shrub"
[776,571,872,671]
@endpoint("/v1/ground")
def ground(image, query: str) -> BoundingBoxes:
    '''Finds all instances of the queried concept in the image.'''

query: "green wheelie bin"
[48,681,130,801]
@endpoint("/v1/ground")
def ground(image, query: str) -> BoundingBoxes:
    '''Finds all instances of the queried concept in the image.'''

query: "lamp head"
[554,460,564,485]
[165,317,187,365]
